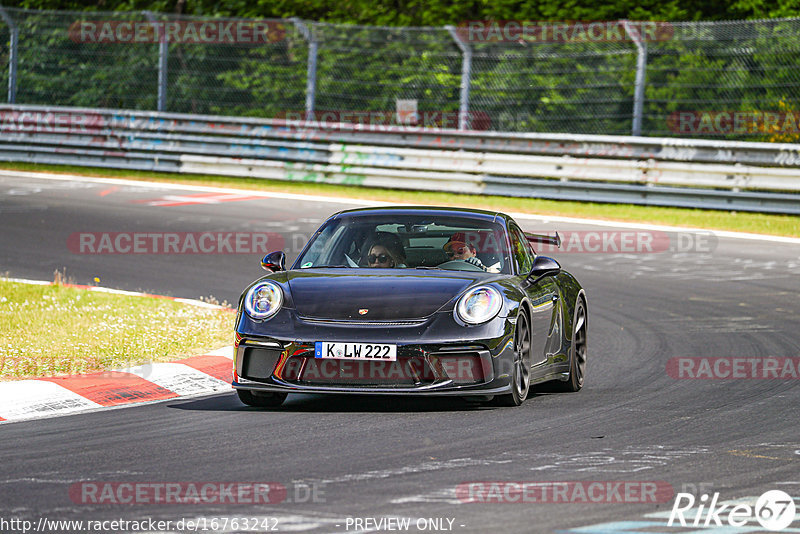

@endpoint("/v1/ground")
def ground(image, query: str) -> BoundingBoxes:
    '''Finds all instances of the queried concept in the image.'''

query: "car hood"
[286,269,486,321]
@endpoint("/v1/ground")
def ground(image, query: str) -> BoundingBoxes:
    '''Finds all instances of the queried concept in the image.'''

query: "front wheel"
[557,298,587,392]
[237,389,287,408]
[494,312,531,406]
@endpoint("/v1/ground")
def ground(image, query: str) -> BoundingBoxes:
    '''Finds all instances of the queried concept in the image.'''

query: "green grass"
[0,279,234,380]
[2,161,798,237]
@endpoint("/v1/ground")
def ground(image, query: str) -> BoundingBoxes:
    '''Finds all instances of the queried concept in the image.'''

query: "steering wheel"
[436,260,486,272]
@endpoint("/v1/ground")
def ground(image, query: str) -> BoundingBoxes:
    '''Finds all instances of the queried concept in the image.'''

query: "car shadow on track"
[167,392,503,413]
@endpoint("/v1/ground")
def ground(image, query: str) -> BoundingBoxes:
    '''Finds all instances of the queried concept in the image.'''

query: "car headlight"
[456,286,502,325]
[244,281,283,320]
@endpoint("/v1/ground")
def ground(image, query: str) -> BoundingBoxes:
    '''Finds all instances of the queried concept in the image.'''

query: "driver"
[443,232,488,271]
[366,232,407,268]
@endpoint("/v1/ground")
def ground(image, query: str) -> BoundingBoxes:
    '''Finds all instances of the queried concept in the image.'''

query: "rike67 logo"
[669,490,796,531]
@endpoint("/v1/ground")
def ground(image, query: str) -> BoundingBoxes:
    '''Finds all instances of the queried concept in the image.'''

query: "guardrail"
[2,104,800,214]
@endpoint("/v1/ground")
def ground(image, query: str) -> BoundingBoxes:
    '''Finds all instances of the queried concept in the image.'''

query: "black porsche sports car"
[233,206,586,407]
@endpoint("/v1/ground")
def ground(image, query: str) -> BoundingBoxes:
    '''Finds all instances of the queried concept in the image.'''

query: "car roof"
[329,206,511,224]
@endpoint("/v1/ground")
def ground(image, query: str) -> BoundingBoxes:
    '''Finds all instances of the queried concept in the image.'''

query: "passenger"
[443,232,488,271]
[366,233,407,268]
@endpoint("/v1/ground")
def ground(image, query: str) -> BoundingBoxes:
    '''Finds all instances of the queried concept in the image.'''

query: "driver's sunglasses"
[446,246,467,257]
[368,253,390,264]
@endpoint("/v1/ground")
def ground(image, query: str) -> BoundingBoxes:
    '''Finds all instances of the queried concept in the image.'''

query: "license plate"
[315,342,397,361]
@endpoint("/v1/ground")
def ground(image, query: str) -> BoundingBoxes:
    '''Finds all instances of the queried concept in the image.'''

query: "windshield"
[293,214,511,274]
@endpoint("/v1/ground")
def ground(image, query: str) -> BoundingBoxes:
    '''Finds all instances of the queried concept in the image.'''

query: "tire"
[237,389,287,408]
[494,312,532,407]
[556,297,587,392]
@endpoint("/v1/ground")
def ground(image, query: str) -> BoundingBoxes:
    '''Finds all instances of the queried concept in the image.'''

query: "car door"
[509,224,558,367]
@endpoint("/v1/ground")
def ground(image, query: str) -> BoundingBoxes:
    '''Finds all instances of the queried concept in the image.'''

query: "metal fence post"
[622,20,648,137]
[144,11,168,112]
[0,6,18,104]
[446,25,472,130]
[293,18,317,121]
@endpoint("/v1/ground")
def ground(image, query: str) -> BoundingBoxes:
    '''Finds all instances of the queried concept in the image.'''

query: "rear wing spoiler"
[525,232,561,248]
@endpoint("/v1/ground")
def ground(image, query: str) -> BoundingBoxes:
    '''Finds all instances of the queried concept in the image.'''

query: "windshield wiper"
[305,264,351,268]
[415,266,444,270]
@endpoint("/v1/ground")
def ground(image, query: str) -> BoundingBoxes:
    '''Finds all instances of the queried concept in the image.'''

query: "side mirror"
[261,251,286,272]
[527,256,561,282]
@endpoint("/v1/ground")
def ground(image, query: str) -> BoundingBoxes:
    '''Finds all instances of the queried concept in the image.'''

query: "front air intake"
[241,347,282,380]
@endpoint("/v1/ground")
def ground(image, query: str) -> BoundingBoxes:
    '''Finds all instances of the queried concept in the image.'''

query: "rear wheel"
[557,298,587,392]
[494,312,531,407]
[237,389,287,408]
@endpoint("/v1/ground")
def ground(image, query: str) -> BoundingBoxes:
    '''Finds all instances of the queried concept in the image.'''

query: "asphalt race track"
[1,172,799,533]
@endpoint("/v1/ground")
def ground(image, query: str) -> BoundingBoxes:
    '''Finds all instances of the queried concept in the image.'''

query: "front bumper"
[232,309,516,395]
[232,317,517,396]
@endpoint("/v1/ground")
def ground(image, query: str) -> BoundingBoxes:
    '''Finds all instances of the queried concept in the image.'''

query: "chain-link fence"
[1,7,799,140]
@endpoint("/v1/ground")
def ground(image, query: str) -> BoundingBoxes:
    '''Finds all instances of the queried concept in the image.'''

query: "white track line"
[118,362,229,396]
[0,169,389,206]
[0,381,103,420]
[3,277,230,309]
[508,211,800,244]
[204,346,235,359]
[1,169,799,244]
